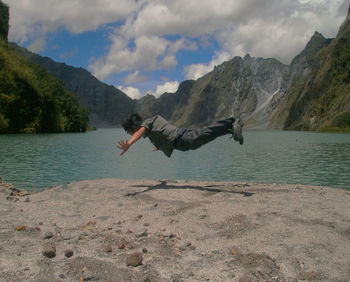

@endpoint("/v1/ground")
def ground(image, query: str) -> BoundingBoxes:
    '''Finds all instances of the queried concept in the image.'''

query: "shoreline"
[1,178,349,281]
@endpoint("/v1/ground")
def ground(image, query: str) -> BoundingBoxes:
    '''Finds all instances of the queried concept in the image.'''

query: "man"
[117,113,243,157]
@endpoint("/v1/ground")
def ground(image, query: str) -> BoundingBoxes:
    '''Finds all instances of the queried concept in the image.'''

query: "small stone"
[118,241,125,249]
[18,191,29,197]
[59,274,66,279]
[144,222,150,227]
[136,230,148,238]
[142,248,148,253]
[24,197,30,202]
[78,232,89,240]
[43,232,54,239]
[64,249,74,258]
[240,275,252,282]
[15,225,26,231]
[87,220,96,226]
[42,242,56,258]
[104,244,112,253]
[82,267,94,281]
[126,251,143,267]
[126,243,134,249]
[137,215,143,219]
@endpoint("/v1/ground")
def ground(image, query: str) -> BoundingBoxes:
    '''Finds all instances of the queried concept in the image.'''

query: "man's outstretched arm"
[117,127,146,155]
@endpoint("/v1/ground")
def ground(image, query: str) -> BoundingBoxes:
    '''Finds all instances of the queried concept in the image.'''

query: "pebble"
[42,242,56,258]
[118,241,125,249]
[104,244,112,253]
[136,230,148,238]
[15,225,26,231]
[126,251,143,267]
[87,220,96,226]
[82,267,94,281]
[78,232,89,240]
[24,197,30,202]
[64,249,74,258]
[43,232,54,239]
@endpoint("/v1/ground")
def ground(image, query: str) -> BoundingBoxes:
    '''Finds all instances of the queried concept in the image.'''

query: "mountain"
[0,0,88,134]
[270,13,350,131]
[11,44,136,127]
[136,55,290,128]
[10,6,349,131]
[135,34,330,129]
[0,39,89,133]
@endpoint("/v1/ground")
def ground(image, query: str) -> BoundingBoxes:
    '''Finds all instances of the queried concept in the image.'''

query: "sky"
[3,0,349,100]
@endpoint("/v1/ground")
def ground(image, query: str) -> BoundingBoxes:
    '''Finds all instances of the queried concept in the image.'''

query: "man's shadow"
[126,181,254,197]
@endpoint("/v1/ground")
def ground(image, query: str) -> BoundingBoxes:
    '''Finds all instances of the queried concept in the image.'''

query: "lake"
[0,129,349,191]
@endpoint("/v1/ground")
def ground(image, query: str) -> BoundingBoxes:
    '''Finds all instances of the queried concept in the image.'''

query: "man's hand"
[152,146,158,152]
[117,140,131,155]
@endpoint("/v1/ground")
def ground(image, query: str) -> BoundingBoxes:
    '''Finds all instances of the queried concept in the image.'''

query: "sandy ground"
[0,178,349,282]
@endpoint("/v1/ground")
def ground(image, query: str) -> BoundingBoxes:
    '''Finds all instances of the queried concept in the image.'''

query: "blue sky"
[4,0,349,99]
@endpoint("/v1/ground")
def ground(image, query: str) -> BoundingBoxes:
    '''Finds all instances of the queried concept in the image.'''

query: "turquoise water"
[0,129,349,191]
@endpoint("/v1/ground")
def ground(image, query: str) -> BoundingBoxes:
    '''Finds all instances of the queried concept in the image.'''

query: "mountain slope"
[0,39,89,133]
[11,44,136,126]
[270,14,350,131]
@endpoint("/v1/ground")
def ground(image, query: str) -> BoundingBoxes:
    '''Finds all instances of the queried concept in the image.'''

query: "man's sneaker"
[233,119,243,145]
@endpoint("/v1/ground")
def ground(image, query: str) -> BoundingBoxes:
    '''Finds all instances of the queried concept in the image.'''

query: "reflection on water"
[0,129,349,191]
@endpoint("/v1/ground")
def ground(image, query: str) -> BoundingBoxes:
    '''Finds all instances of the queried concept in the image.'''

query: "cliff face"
[0,1,9,41]
[270,15,350,131]
[136,29,333,129]
[135,55,290,128]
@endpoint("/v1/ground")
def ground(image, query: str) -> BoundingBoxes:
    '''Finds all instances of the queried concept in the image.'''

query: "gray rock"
[64,249,74,258]
[43,232,54,239]
[126,251,143,267]
[42,242,56,258]
[104,244,112,253]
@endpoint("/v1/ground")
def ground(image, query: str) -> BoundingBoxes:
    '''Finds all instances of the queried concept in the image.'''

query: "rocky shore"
[0,178,349,281]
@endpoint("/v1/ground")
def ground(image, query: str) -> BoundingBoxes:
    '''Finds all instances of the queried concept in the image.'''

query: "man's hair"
[121,113,143,133]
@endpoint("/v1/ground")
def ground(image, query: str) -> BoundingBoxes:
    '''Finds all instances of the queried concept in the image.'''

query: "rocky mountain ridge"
[11,10,349,130]
[270,13,350,131]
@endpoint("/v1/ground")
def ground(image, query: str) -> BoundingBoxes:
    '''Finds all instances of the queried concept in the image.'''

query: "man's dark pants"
[173,117,234,151]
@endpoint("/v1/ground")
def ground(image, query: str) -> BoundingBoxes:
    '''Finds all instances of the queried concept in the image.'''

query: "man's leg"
[174,117,235,151]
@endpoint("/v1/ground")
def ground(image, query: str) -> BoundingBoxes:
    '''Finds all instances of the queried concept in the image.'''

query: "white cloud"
[89,35,196,80]
[149,81,180,98]
[27,37,46,53]
[4,0,142,43]
[60,48,78,60]
[184,51,231,80]
[4,0,348,88]
[90,0,346,81]
[123,71,147,84]
[117,86,142,100]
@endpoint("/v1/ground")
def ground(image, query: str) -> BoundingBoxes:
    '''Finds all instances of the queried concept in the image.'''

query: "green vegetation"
[0,39,89,133]
[0,1,9,40]
[271,16,350,132]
